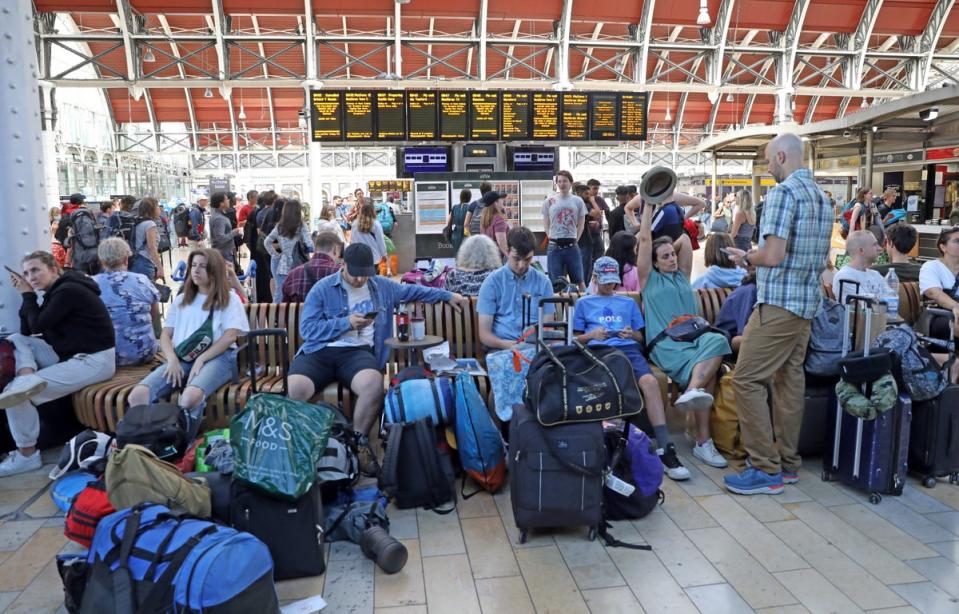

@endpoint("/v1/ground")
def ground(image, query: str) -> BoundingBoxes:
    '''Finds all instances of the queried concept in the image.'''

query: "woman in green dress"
[635,197,732,469]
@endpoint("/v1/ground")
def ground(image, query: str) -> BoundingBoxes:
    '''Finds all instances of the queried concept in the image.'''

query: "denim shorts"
[137,349,239,401]
[619,344,653,379]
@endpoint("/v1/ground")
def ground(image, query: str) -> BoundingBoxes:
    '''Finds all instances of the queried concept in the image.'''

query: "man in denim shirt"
[288,243,467,474]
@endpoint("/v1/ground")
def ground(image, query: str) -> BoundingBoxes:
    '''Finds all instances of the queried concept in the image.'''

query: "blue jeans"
[137,349,239,426]
[547,243,584,285]
[273,273,286,303]
[130,254,156,279]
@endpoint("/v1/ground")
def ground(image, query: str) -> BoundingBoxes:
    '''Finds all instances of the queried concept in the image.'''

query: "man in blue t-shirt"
[572,257,690,481]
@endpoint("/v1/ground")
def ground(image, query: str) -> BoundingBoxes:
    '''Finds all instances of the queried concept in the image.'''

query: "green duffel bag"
[105,444,212,518]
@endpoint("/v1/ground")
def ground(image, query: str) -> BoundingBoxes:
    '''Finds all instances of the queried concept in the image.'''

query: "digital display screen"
[309,90,344,142]
[407,91,438,140]
[619,93,648,141]
[343,91,374,140]
[469,91,500,140]
[375,92,406,140]
[561,93,588,140]
[589,92,618,140]
[398,146,451,178]
[439,91,469,140]
[531,92,560,140]
[501,91,531,140]
[508,146,557,172]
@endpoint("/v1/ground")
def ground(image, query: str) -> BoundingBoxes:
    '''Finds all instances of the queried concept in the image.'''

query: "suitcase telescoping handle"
[244,328,289,396]
[537,296,574,346]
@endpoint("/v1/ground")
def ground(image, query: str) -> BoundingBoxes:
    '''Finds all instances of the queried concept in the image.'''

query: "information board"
[619,93,648,141]
[531,92,560,140]
[407,91,438,140]
[343,91,375,140]
[470,91,501,140]
[561,93,588,140]
[501,91,531,140]
[439,92,469,140]
[414,181,451,234]
[375,92,406,140]
[589,92,618,140]
[310,91,344,141]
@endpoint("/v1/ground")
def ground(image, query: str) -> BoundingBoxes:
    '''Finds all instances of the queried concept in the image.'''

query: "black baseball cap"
[69,193,85,204]
[343,243,377,277]
[615,185,630,196]
[480,191,503,207]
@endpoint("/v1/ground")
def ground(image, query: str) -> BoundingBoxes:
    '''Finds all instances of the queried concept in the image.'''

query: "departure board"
[439,91,469,140]
[309,88,645,142]
[501,91,531,140]
[469,91,500,140]
[309,91,344,142]
[375,92,406,140]
[561,93,588,140]
[619,92,648,141]
[343,91,374,140]
[589,92,618,140]
[407,91,438,140]
[531,92,560,140]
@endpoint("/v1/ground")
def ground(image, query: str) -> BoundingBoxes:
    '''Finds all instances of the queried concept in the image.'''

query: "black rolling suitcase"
[909,309,959,487]
[823,294,911,504]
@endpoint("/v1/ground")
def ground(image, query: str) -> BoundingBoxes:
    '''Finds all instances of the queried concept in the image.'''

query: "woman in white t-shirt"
[919,226,959,335]
[128,249,250,423]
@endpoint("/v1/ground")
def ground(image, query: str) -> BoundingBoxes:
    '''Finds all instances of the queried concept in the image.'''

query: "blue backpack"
[453,372,506,495]
[376,203,396,234]
[384,373,454,425]
[603,425,664,520]
[67,503,279,613]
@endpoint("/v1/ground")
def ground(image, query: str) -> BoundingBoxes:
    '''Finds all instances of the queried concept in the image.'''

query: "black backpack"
[243,207,261,253]
[156,213,172,253]
[67,208,102,274]
[379,418,455,513]
[115,403,190,460]
[173,206,192,237]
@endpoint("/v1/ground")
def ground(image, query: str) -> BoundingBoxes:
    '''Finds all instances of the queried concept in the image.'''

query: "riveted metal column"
[0,0,48,333]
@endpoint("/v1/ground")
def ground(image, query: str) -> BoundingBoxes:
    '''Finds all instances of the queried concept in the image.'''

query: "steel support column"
[913,0,955,89]
[478,0,488,81]
[556,0,573,85]
[394,1,403,78]
[1,0,48,332]
[635,0,656,84]
[863,129,874,188]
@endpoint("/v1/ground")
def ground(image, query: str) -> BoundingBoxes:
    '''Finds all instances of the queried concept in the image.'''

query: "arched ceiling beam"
[849,0,884,90]
[209,0,238,161]
[705,28,758,134]
[478,0,488,80]
[112,0,158,150]
[708,0,736,86]
[580,22,604,76]
[251,15,278,153]
[914,0,955,89]
[635,0,656,84]
[157,14,199,151]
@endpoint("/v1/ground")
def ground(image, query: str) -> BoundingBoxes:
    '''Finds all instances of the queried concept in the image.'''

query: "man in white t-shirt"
[833,230,890,304]
[542,170,587,291]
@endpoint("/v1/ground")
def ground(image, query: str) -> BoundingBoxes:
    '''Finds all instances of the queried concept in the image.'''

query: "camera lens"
[360,526,408,574]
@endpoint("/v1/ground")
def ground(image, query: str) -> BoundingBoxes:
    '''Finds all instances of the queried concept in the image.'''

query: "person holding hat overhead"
[543,170,588,291]
[573,256,691,481]
[288,243,469,476]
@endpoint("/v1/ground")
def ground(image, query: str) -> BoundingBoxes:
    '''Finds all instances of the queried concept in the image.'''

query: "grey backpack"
[805,297,846,378]
[876,324,948,402]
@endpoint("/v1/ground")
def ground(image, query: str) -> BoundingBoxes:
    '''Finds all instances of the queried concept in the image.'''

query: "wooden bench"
[821,281,921,325]
[70,283,919,434]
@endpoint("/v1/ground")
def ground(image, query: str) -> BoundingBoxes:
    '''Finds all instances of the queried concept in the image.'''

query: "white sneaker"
[0,450,42,477]
[693,439,728,468]
[0,375,46,409]
[657,444,691,481]
[674,388,714,413]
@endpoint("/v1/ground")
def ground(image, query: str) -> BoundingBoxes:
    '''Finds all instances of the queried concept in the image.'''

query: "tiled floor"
[3,439,959,614]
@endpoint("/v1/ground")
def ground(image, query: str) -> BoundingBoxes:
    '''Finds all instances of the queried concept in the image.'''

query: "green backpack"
[105,444,212,518]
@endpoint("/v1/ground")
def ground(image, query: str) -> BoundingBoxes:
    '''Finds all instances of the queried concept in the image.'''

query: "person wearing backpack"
[129,198,165,281]
[64,203,104,275]
[0,251,116,477]
[173,203,191,247]
[188,197,209,249]
[209,192,241,266]
[375,200,396,238]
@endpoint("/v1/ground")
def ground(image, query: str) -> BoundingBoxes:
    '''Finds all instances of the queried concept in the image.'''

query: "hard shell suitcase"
[909,309,959,487]
[823,294,911,504]
[508,403,604,542]
[799,385,832,457]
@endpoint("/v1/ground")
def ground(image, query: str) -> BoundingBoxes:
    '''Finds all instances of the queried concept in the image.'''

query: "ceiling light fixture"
[238,105,247,120]
[871,125,878,132]
[920,107,939,121]
[298,110,308,129]
[204,87,213,98]
[665,107,672,122]
[143,47,155,63]
[725,92,733,102]
[697,0,711,25]
[860,97,868,108]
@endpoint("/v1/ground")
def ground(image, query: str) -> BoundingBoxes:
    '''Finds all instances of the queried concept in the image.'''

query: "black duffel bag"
[525,341,643,426]
[115,403,190,461]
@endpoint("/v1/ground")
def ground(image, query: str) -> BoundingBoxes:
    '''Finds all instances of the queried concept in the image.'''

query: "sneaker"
[782,469,799,484]
[355,434,380,478]
[674,388,714,413]
[0,450,42,478]
[0,375,46,410]
[693,438,728,468]
[723,466,784,495]
[657,443,691,481]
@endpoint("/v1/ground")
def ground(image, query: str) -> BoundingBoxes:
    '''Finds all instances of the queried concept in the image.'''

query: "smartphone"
[363,310,379,320]
[4,265,23,278]
[719,247,735,256]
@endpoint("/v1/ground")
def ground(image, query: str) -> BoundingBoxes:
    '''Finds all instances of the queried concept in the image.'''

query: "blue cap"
[593,256,621,285]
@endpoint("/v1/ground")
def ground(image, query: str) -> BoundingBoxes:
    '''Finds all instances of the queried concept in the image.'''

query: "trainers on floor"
[723,466,784,495]
[657,443,691,481]
[0,375,46,410]
[693,438,728,468]
[782,469,799,484]
[0,450,42,478]
[355,433,380,478]
[674,388,713,413]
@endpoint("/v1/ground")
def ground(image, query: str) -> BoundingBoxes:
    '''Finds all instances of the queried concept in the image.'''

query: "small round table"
[385,334,444,366]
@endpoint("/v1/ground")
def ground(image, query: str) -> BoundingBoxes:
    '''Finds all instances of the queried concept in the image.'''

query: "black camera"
[360,525,408,574]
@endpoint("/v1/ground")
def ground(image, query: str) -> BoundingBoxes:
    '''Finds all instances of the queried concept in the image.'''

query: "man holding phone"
[287,243,468,476]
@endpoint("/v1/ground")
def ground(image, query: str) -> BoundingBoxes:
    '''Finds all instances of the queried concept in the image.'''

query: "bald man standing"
[724,133,833,495]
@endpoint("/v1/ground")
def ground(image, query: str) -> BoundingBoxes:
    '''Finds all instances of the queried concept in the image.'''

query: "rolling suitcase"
[823,294,911,504]
[909,309,959,487]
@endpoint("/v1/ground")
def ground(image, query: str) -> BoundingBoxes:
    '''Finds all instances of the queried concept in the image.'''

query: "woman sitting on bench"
[127,249,249,428]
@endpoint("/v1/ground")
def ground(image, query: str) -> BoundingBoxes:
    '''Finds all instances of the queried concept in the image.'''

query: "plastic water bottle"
[884,268,900,319]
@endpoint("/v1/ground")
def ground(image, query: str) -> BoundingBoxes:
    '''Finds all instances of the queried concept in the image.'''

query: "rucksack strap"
[597,521,652,550]
[112,507,143,614]
[413,421,455,515]
[380,425,403,495]
[136,525,217,613]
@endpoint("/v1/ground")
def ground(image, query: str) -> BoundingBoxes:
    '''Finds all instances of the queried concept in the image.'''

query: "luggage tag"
[604,471,636,497]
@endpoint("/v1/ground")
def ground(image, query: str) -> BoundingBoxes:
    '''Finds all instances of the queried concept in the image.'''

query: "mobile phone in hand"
[719,247,735,256]
[363,310,379,320]
[4,265,23,279]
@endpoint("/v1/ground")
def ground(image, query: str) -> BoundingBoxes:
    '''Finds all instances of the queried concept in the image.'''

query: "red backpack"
[65,479,114,547]
[0,339,14,392]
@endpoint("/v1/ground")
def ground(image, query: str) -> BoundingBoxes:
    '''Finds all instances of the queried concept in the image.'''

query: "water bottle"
[884,268,900,319]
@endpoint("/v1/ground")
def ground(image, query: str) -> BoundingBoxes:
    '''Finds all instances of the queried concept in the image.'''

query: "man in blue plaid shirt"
[723,133,833,495]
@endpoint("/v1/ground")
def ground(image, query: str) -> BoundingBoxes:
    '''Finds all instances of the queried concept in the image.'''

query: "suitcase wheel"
[869,492,882,505]
[923,476,938,489]
[518,529,528,544]
[821,471,831,483]
[588,527,597,542]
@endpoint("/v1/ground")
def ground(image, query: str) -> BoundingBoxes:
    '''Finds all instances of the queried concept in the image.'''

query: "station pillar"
[0,0,49,333]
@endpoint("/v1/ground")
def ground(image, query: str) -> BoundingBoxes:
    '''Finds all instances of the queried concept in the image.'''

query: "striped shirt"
[756,168,832,320]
